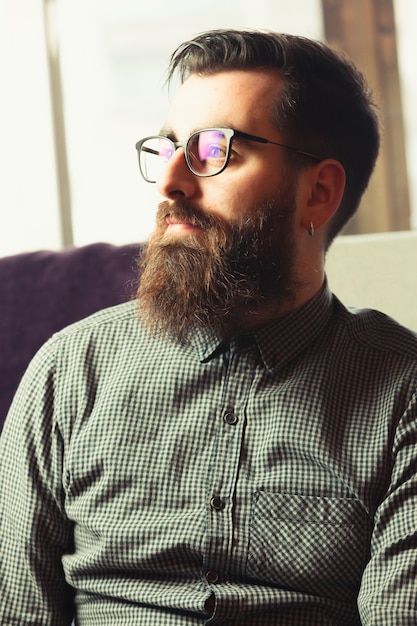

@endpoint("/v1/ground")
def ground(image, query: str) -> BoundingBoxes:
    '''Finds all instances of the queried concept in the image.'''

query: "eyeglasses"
[135,127,322,183]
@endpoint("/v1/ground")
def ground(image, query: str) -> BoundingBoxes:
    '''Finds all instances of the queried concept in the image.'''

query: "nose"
[156,147,199,200]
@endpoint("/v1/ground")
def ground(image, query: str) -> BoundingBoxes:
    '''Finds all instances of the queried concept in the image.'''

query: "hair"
[167,29,381,247]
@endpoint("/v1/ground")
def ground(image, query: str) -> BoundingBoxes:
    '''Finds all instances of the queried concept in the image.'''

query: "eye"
[197,130,228,162]
[203,143,226,159]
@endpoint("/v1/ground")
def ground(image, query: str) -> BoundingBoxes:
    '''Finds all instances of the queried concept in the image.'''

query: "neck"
[239,283,325,335]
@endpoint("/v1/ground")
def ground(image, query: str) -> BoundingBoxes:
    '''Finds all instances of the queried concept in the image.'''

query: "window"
[1,0,415,256]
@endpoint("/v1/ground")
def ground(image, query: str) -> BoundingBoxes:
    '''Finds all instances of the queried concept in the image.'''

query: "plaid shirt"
[1,283,417,625]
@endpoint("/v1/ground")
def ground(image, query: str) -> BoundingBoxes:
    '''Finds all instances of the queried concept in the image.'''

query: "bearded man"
[1,30,417,626]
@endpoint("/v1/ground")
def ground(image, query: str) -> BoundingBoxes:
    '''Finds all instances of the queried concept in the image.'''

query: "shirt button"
[224,411,238,425]
[205,570,219,584]
[210,496,225,511]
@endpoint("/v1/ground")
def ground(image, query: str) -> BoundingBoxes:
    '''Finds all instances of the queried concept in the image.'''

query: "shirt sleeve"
[0,339,75,625]
[358,383,417,625]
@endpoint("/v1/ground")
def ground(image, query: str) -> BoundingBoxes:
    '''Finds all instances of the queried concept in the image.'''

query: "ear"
[299,159,346,232]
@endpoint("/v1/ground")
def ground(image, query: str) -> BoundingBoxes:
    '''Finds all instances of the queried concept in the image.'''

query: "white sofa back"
[326,230,417,331]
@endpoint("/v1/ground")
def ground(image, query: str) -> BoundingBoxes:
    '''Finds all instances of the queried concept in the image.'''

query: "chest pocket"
[246,491,372,602]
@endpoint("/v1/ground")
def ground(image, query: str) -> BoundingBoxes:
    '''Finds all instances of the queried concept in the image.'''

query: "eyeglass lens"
[138,129,230,182]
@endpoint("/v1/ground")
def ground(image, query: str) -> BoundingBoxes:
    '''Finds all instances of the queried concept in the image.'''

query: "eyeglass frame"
[135,127,323,183]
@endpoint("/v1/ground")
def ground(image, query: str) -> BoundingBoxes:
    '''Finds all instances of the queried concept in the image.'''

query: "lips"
[165,217,203,234]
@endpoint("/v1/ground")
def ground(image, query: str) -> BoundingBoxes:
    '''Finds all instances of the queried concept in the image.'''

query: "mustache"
[157,200,229,231]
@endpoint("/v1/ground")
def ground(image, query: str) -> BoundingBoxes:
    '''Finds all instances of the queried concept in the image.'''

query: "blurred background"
[1,0,416,256]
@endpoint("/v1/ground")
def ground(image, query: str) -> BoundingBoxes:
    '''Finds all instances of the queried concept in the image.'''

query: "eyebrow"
[158,125,235,142]
[159,127,176,141]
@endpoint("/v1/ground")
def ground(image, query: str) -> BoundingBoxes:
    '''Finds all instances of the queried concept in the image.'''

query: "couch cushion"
[0,242,141,430]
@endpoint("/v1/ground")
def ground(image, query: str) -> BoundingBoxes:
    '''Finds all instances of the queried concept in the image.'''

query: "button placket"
[203,344,257,584]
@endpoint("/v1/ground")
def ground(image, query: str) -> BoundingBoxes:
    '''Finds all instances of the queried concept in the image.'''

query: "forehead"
[164,69,284,137]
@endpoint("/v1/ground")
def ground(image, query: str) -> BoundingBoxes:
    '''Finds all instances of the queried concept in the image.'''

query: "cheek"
[205,175,279,222]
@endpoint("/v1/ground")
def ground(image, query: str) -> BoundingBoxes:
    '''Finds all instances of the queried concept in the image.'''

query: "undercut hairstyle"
[167,29,381,247]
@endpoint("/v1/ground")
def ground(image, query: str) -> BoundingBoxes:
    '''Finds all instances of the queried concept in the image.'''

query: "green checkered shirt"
[1,284,417,625]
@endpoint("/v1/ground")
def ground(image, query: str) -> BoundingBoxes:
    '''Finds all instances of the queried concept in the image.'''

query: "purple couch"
[0,242,141,431]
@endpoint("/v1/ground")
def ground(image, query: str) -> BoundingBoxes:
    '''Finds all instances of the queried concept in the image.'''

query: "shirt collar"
[190,281,334,369]
[253,281,334,371]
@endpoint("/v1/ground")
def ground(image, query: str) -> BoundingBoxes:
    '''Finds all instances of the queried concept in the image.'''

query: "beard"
[137,181,299,342]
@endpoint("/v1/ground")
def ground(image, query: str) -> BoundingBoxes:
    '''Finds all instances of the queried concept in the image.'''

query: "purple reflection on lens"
[159,139,174,160]
[197,130,226,161]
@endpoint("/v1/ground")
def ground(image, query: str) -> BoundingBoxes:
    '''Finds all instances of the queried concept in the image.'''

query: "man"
[1,29,416,625]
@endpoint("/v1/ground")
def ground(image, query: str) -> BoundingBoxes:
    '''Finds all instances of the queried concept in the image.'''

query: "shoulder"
[49,300,155,371]
[23,301,144,384]
[7,301,153,428]
[56,299,138,339]
[332,295,417,361]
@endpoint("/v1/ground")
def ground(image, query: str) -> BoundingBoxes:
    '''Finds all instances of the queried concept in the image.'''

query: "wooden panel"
[321,0,410,234]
